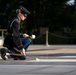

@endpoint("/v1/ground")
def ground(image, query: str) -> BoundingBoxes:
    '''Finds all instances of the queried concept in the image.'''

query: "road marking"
[0,54,76,63]
[57,56,76,58]
[34,59,76,62]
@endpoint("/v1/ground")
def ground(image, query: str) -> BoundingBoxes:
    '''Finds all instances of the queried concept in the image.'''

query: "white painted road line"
[34,59,76,62]
[57,56,76,58]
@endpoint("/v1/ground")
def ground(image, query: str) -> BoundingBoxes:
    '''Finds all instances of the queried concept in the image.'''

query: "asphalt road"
[0,45,76,75]
[0,59,76,75]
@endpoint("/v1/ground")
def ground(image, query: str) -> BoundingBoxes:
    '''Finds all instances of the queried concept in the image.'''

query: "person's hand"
[14,47,26,56]
[23,33,29,38]
[21,48,26,56]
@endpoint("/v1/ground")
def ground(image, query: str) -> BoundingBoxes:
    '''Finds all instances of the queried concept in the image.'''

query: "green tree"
[0,0,76,37]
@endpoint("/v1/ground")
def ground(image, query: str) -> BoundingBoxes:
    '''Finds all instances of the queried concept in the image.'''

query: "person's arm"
[23,33,29,37]
[14,47,26,55]
[12,21,23,51]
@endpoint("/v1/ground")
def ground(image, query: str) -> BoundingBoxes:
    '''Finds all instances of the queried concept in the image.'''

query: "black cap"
[19,6,30,17]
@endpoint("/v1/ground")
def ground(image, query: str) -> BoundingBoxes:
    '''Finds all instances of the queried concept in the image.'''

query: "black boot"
[0,48,6,60]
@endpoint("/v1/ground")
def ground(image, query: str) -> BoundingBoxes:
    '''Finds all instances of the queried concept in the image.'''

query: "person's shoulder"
[13,17,18,21]
[11,17,19,23]
[8,17,19,27]
[9,17,16,22]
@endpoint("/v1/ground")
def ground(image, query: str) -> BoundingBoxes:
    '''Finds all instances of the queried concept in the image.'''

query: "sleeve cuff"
[18,45,24,50]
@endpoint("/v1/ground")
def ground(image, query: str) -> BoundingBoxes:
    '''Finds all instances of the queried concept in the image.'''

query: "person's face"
[21,14,27,21]
[19,13,27,21]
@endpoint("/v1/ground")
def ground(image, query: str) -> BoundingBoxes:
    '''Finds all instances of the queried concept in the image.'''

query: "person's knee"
[27,38,32,44]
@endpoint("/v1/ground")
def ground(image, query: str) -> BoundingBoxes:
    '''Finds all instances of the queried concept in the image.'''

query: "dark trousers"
[20,37,32,51]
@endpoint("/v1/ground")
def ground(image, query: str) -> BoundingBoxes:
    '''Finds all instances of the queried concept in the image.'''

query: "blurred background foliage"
[0,0,76,44]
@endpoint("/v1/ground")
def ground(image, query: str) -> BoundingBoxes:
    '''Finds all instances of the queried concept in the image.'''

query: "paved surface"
[0,45,76,60]
[0,65,76,75]
[26,45,76,60]
[1,45,76,60]
[0,45,76,75]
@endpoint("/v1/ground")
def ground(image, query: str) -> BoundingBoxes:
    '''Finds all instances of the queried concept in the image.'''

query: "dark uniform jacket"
[3,16,23,50]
